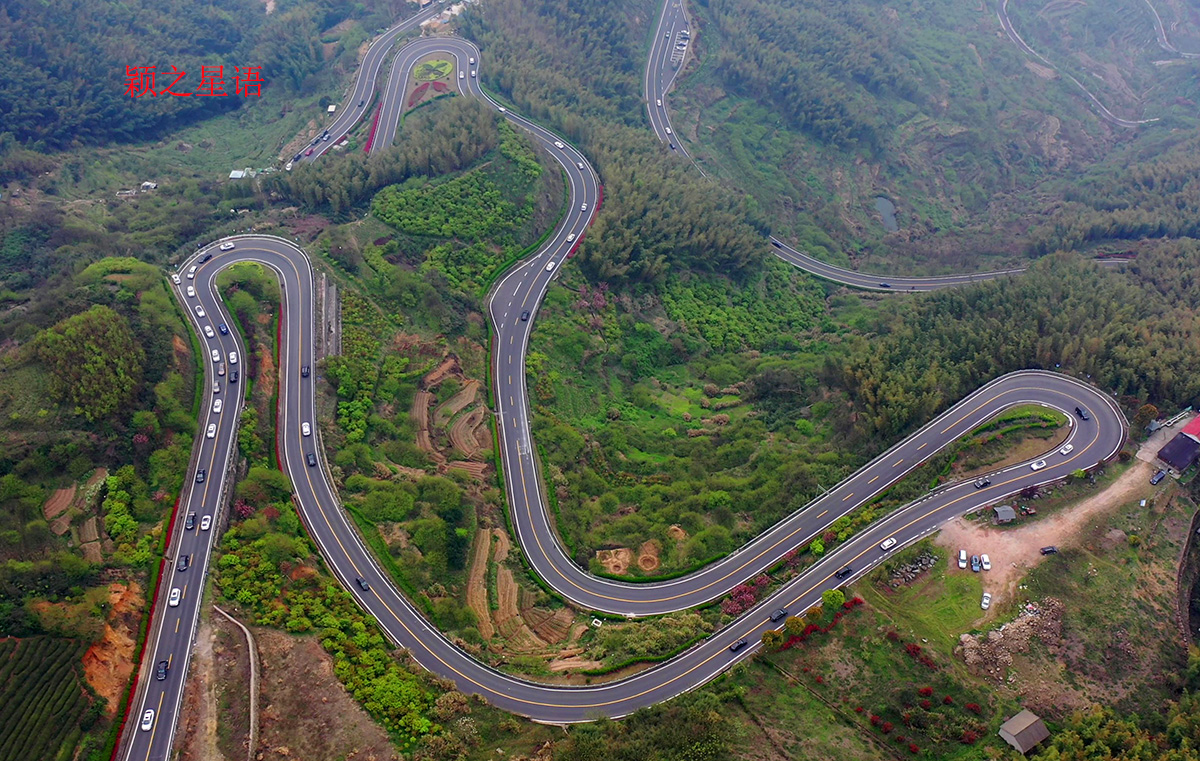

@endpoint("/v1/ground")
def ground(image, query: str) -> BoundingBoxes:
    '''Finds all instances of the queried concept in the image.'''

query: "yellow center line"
[868,475,879,484]
[842,493,853,501]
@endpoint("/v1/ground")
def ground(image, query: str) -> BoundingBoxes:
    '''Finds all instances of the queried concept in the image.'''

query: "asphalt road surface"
[120,21,1131,758]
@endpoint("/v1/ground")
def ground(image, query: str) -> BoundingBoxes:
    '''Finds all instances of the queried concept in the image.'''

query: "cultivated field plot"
[0,637,92,761]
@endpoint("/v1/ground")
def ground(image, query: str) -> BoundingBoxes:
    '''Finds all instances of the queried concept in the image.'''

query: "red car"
[305,148,314,156]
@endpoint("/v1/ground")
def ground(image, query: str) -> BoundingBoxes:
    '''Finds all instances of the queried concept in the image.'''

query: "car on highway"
[879,282,891,288]
[200,253,213,264]
[981,553,991,571]
[769,608,788,622]
[186,285,195,298]
[176,554,190,572]
[200,515,212,531]
[545,261,556,271]
[187,265,197,279]
[980,592,992,610]
[211,349,221,363]
[469,56,476,64]
[970,554,981,572]
[229,351,238,365]
[656,98,662,106]
[218,363,226,377]
[305,148,314,156]
[141,709,155,732]
[1059,443,1074,455]
[206,423,217,438]
[156,660,169,681]
[669,143,675,150]
[470,70,476,78]
[358,99,364,107]
[185,513,196,530]
[958,549,968,569]
[306,452,318,467]
[302,422,311,437]
[580,203,587,211]
[974,477,991,489]
[219,242,235,251]
[168,588,181,607]
[213,381,220,394]
[203,325,214,339]
[553,141,564,149]
[212,399,222,414]
[880,536,897,551]
[834,566,853,580]
[356,577,371,591]
[576,162,584,169]
[459,71,465,79]
[498,106,506,113]
[1030,459,1047,471]
[1151,469,1167,485]
[520,311,530,322]
[1075,406,1090,420]
[566,233,576,242]
[230,370,239,383]
[301,365,310,377]
[294,153,302,162]
[195,469,205,484]
[172,273,181,285]
[322,130,330,141]
[1040,546,1058,555]
[195,305,206,318]
[729,639,749,653]
[218,323,229,335]
[664,127,671,134]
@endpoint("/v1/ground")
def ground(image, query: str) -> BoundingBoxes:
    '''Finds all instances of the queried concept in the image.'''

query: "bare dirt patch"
[935,460,1152,607]
[254,628,397,761]
[42,484,76,521]
[637,540,661,572]
[433,379,478,426]
[667,524,688,542]
[954,425,1069,481]
[81,582,143,716]
[596,547,633,575]
[465,528,495,640]
[548,655,602,672]
[177,614,246,761]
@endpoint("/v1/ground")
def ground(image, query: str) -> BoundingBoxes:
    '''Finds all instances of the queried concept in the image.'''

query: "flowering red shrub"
[896,735,905,742]
[919,655,937,670]
[965,703,982,714]
[882,722,894,734]
[720,582,761,615]
[961,730,979,744]
[784,548,801,568]
[942,695,953,705]
[234,499,255,519]
[886,630,901,641]
[905,643,922,656]
[855,706,864,713]
[918,687,934,697]
[870,715,881,726]
[901,712,912,725]
[823,530,837,543]
[263,505,280,520]
[850,596,864,605]
[919,700,932,710]
[909,744,919,754]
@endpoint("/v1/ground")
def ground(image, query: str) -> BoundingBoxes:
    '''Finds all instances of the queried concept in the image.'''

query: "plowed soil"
[42,485,75,521]
[433,379,478,426]
[82,582,143,716]
[465,528,495,640]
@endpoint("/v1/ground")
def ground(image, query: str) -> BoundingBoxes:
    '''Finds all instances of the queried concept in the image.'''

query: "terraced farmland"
[0,637,92,761]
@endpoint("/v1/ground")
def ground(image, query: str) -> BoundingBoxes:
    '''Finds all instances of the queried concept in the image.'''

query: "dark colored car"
[199,253,213,264]
[974,477,991,489]
[358,99,365,107]
[835,566,853,580]
[195,469,206,484]
[729,639,749,653]
[1075,406,1090,421]
[879,282,891,288]
[356,577,370,591]
[771,240,782,248]
[306,452,317,467]
[520,311,530,322]
[970,554,981,572]
[156,660,169,681]
[1151,469,1167,485]
[185,513,196,530]
[1040,546,1058,555]
[230,370,239,383]
[293,153,302,162]
[769,608,788,623]
[176,554,191,571]
[301,366,310,378]
[218,323,229,335]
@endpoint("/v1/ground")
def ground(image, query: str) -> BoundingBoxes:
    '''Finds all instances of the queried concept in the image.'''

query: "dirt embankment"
[465,528,495,641]
[81,582,144,716]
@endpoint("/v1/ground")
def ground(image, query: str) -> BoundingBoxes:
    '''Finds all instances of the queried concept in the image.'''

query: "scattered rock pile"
[888,552,938,588]
[957,597,1064,681]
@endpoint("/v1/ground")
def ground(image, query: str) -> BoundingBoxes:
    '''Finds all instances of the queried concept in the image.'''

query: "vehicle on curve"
[219,242,235,251]
[213,381,220,394]
[218,363,226,377]
[545,261,556,272]
[302,422,311,436]
[228,351,238,365]
[204,325,214,339]
[566,233,576,242]
[195,305,206,318]
[210,349,220,363]
[306,452,318,467]
[358,99,364,107]
[553,141,564,149]
[187,265,197,279]
[212,399,222,414]
[230,370,239,383]
[580,203,587,211]
[974,477,990,489]
[498,106,506,113]
[576,162,584,169]
[1031,459,1047,471]
[664,127,671,134]
[656,98,662,106]
[459,71,464,80]
[469,56,475,64]
[187,285,196,298]
[1075,406,1090,420]
[172,273,181,285]
[520,311,530,322]
[356,577,371,591]
[218,323,229,335]
[200,253,213,264]
[1060,443,1074,455]
[880,536,897,551]
[470,70,476,78]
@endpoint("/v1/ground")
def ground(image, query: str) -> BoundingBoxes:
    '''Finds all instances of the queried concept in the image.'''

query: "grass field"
[0,637,94,761]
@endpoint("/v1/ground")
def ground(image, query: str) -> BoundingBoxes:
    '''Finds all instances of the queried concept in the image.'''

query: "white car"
[186,285,196,298]
[459,71,464,80]
[498,106,506,113]
[195,305,206,318]
[172,273,181,285]
[545,261,556,272]
[981,553,991,571]
[204,325,215,339]
[665,127,672,134]
[210,349,221,363]
[228,351,238,365]
[168,587,181,607]
[206,423,217,439]
[212,399,222,414]
[980,592,992,610]
[302,422,311,437]
[219,242,235,251]
[187,265,197,279]
[958,549,968,569]
[880,537,897,551]
[469,56,475,64]
[656,98,662,106]
[212,381,220,394]
[470,70,476,78]
[580,203,588,212]
[1030,459,1047,471]
[567,233,576,242]
[577,162,584,170]
[141,709,155,732]
[200,515,212,531]
[1059,444,1074,455]
[553,141,565,149]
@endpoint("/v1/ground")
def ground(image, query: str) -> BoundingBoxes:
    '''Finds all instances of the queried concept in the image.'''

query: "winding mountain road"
[119,7,1130,759]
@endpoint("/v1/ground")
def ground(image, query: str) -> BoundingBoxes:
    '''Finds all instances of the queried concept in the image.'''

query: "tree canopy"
[33,304,144,423]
